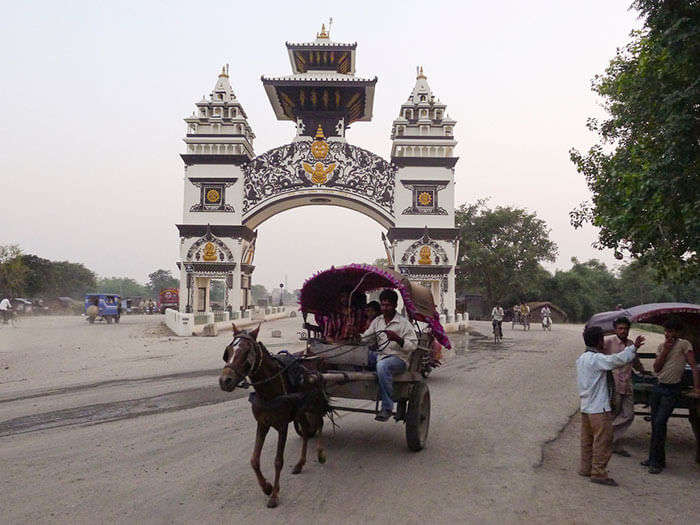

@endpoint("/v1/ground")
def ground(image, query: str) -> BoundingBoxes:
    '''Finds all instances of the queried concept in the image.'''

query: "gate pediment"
[242,140,396,221]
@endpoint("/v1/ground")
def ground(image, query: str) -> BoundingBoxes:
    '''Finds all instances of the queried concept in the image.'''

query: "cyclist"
[491,304,504,340]
[541,304,552,330]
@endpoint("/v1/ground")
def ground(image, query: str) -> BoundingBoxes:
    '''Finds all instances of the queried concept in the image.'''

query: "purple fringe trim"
[298,263,451,349]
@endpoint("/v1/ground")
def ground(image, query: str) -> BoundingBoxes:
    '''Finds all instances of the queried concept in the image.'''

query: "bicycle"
[542,315,552,332]
[492,319,503,342]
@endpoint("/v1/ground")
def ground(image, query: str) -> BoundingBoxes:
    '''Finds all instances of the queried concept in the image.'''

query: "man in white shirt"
[361,289,418,422]
[0,297,11,324]
[576,325,645,486]
[491,305,504,339]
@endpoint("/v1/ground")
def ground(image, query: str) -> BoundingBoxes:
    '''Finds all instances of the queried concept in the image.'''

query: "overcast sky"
[0,1,642,292]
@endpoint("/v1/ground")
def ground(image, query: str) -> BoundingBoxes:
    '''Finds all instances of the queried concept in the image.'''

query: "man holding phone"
[642,319,700,474]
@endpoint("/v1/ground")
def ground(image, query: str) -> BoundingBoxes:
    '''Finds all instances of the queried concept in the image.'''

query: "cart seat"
[321,369,424,383]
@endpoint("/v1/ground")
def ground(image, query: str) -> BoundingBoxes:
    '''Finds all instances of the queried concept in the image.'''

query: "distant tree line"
[0,244,178,300]
[455,201,700,323]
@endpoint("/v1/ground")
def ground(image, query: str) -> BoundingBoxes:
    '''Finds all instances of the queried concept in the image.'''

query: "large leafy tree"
[21,254,96,298]
[44,261,97,298]
[0,245,29,297]
[147,269,179,296]
[570,0,700,279]
[455,200,558,307]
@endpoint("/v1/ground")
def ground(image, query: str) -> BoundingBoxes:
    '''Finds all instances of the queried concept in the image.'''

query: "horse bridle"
[224,333,263,388]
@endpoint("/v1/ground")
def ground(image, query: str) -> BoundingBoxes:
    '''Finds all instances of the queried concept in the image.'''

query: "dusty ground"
[0,315,697,524]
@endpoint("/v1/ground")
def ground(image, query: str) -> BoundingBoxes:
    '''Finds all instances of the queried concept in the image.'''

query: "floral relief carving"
[242,141,396,215]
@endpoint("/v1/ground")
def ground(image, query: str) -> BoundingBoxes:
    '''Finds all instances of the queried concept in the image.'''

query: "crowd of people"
[488,302,553,336]
[576,317,700,486]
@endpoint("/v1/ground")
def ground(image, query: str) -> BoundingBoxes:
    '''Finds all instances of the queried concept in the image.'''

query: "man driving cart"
[361,289,418,422]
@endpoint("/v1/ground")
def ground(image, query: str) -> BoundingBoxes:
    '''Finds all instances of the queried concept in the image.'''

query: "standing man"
[642,319,700,474]
[0,296,11,324]
[512,303,520,329]
[577,326,645,486]
[520,303,531,330]
[361,289,418,422]
[604,317,646,457]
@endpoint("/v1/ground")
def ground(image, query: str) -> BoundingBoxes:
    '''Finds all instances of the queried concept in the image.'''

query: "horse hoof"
[263,482,273,495]
[292,464,303,474]
[317,450,326,464]
[267,496,278,508]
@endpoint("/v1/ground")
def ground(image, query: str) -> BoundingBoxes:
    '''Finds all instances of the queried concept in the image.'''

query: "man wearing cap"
[577,326,645,486]
[604,316,647,457]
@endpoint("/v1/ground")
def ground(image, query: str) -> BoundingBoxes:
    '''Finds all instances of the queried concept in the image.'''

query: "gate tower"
[388,66,459,316]
[175,26,459,318]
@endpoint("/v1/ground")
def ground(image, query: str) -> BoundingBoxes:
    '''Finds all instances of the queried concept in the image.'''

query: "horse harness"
[224,333,288,394]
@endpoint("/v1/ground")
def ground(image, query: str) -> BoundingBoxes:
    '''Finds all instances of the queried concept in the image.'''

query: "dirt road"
[1,316,697,523]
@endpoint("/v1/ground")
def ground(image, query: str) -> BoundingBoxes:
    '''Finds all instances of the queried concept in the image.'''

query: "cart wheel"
[105,316,112,324]
[115,316,120,324]
[88,317,95,324]
[293,419,317,439]
[406,382,430,451]
[421,367,432,379]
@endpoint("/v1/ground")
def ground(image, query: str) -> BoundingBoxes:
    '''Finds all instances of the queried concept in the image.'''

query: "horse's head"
[219,323,261,392]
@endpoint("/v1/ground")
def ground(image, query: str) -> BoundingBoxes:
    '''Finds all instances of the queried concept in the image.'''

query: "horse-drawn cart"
[299,264,451,451]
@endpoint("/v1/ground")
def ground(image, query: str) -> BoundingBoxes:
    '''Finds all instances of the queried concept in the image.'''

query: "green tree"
[21,254,96,298]
[250,284,268,303]
[373,258,389,269]
[545,259,620,323]
[96,277,148,297]
[455,200,558,307]
[210,280,225,303]
[21,255,54,297]
[617,259,700,306]
[570,0,700,280]
[0,245,29,297]
[46,261,97,298]
[147,269,179,296]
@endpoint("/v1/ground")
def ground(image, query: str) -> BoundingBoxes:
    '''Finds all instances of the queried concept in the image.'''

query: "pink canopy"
[299,263,451,349]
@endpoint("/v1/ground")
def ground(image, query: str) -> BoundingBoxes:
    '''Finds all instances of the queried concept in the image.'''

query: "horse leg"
[292,418,308,474]
[251,423,272,496]
[267,423,288,508]
[316,418,326,464]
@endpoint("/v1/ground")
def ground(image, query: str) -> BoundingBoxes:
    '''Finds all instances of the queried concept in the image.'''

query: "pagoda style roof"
[262,77,376,123]
[261,72,377,84]
[263,26,377,131]
[286,41,357,48]
[285,39,357,74]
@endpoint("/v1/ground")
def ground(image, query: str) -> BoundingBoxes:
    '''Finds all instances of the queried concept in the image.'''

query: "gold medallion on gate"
[303,124,336,185]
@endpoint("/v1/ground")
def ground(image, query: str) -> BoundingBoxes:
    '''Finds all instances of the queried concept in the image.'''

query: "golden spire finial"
[416,66,426,79]
[315,124,326,139]
[317,22,330,39]
[219,65,229,78]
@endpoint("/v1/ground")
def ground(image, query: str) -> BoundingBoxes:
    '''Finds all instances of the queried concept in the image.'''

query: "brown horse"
[219,324,327,508]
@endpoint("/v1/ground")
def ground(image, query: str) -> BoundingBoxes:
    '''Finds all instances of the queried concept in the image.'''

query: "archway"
[175,33,459,320]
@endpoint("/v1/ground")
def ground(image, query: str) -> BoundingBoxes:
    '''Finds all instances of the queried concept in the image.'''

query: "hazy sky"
[1,1,642,292]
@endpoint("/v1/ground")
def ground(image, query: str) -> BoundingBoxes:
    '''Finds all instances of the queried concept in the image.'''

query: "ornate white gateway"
[176,26,460,318]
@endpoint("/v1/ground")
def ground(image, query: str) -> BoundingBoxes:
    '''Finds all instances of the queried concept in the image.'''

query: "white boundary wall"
[164,307,290,337]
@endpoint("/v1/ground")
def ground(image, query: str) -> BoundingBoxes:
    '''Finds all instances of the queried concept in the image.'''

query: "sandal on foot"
[590,477,618,486]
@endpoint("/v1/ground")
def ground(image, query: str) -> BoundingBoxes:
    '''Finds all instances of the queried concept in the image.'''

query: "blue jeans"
[647,382,681,467]
[369,351,407,412]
